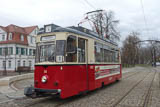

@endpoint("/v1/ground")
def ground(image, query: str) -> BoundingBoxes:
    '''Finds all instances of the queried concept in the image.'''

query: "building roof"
[0,24,38,45]
[24,26,38,34]
[0,24,38,34]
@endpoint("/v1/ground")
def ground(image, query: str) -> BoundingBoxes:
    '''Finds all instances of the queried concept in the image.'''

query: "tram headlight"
[41,75,47,83]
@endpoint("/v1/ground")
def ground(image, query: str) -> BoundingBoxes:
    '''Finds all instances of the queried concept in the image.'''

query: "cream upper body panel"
[35,31,120,65]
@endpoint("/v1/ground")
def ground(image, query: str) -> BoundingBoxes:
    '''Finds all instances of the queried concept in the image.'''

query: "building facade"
[0,24,39,72]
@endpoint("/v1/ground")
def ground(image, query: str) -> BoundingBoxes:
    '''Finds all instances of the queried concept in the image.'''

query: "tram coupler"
[24,86,60,99]
[24,86,38,98]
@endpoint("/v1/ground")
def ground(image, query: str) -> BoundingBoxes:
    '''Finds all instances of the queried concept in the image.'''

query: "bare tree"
[79,10,120,42]
[121,32,141,67]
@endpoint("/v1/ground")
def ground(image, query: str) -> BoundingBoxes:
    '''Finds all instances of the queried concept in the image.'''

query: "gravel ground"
[0,66,160,107]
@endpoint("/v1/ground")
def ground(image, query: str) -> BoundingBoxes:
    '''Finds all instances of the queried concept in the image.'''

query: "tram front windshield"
[36,40,65,63]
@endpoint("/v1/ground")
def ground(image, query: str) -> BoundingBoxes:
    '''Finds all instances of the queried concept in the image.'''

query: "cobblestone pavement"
[0,66,160,107]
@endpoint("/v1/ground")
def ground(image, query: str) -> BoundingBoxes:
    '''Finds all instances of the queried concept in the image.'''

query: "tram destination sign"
[41,35,56,41]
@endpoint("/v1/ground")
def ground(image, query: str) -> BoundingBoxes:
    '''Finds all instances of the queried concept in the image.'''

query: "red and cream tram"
[24,24,121,99]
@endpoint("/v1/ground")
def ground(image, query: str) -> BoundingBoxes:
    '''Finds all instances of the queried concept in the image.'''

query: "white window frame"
[45,26,52,32]
[23,61,25,66]
[20,35,24,41]
[29,61,32,67]
[8,33,12,40]
[2,34,5,41]
[30,36,33,43]
[8,47,13,55]
[18,60,21,67]
[3,61,6,68]
[8,60,11,68]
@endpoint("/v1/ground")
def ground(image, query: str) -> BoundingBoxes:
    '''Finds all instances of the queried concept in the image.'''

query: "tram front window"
[36,40,66,63]
[39,44,55,62]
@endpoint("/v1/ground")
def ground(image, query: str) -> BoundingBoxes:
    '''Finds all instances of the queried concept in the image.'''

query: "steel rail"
[143,69,156,107]
[112,71,151,107]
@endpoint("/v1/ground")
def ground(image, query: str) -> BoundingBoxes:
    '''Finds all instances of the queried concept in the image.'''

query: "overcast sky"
[0,0,159,43]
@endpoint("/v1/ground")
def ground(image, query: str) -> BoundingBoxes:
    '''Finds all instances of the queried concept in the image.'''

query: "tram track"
[113,68,156,107]
[49,70,149,107]
[2,67,156,107]
[112,71,151,107]
[122,71,142,79]
[142,70,156,107]
[17,71,142,107]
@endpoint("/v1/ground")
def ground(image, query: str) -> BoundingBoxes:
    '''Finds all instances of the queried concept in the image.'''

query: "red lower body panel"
[34,64,121,98]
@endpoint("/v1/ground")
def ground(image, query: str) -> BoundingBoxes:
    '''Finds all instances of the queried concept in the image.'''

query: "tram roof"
[38,25,118,46]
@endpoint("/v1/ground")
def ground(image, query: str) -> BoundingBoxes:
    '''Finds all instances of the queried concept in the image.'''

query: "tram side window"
[110,51,118,62]
[78,38,85,62]
[66,35,77,62]
[104,49,109,62]
[115,51,119,62]
[111,51,115,62]
[95,42,103,62]
[109,51,114,62]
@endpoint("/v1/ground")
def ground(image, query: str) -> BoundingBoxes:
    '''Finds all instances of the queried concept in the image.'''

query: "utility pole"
[153,45,157,67]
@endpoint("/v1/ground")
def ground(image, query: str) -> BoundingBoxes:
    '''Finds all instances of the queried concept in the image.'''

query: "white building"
[0,24,39,72]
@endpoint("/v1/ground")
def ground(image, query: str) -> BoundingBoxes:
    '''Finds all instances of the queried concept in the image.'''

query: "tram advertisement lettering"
[95,65,120,79]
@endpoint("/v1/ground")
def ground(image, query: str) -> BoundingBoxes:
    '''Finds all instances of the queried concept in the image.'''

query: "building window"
[30,37,33,43]
[26,48,28,55]
[3,61,6,68]
[20,35,24,41]
[8,47,13,55]
[21,48,25,55]
[33,49,35,56]
[8,60,11,68]
[35,29,37,35]
[2,35,5,41]
[0,48,2,55]
[23,61,25,66]
[16,47,21,55]
[8,33,12,40]
[45,25,52,32]
[29,49,32,55]
[18,60,20,67]
[30,36,35,44]
[2,47,8,55]
[16,47,19,55]
[29,61,32,67]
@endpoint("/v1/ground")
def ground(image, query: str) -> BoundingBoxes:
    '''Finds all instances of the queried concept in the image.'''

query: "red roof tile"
[24,26,37,34]
[0,24,38,34]
[0,24,38,45]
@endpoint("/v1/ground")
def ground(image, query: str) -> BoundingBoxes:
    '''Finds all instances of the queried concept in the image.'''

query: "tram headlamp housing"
[41,75,47,83]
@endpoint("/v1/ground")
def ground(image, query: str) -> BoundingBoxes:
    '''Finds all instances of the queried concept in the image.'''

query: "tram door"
[78,37,89,91]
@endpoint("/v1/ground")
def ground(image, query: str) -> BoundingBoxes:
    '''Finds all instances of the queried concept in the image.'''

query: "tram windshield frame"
[36,40,66,63]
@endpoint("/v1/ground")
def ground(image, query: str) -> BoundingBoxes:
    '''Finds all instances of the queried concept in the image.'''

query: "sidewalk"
[0,73,33,103]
